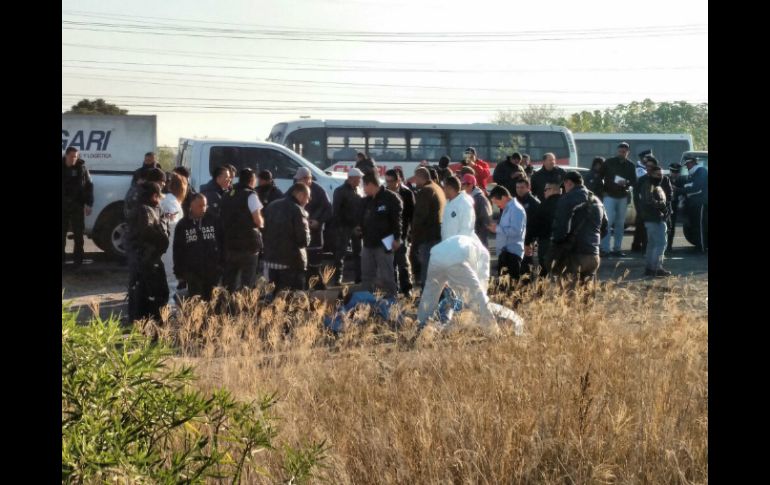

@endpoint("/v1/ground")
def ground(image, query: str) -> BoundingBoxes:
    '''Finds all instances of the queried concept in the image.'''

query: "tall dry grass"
[138,276,708,484]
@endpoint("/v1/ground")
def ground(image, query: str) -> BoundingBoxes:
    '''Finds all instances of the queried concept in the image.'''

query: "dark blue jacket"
[552,186,608,256]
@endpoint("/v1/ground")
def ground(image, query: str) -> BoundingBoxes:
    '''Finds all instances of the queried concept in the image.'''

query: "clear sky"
[61,0,708,147]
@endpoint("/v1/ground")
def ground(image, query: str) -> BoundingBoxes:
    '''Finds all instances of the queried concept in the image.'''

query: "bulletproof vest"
[220,187,262,253]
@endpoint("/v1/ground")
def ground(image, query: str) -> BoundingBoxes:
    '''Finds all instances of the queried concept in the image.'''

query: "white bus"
[574,133,694,170]
[267,119,578,178]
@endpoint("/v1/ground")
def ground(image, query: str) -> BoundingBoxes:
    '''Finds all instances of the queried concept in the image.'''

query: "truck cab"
[177,138,347,198]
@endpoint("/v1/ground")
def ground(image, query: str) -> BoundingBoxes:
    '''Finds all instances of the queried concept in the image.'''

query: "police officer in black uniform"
[666,163,685,252]
[220,168,263,292]
[62,147,94,267]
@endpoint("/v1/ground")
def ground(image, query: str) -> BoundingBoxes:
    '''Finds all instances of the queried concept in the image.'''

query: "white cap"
[293,167,312,180]
[347,168,364,177]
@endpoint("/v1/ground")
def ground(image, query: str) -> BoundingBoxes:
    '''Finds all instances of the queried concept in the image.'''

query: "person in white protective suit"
[441,176,476,240]
[416,234,503,334]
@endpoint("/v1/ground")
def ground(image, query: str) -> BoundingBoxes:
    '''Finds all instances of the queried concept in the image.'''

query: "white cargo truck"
[61,114,157,258]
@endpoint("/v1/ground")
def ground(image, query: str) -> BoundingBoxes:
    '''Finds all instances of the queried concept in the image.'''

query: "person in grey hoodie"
[461,173,493,247]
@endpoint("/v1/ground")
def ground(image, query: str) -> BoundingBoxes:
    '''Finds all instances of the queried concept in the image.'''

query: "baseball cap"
[347,167,364,177]
[294,167,312,180]
[461,174,477,186]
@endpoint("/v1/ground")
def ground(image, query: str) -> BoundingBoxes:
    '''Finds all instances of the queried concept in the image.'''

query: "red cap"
[461,174,477,186]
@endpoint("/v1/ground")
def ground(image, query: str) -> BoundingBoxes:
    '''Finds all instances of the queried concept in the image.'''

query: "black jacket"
[181,186,197,218]
[220,186,262,254]
[62,158,94,206]
[431,165,454,184]
[517,192,541,245]
[584,169,604,199]
[634,176,669,223]
[530,193,561,241]
[262,195,311,270]
[332,182,364,228]
[256,183,284,209]
[492,160,525,195]
[355,158,377,176]
[306,182,332,247]
[173,212,223,281]
[199,179,226,218]
[530,166,566,201]
[600,157,637,199]
[361,186,403,249]
[131,162,162,186]
[552,186,608,256]
[130,204,170,267]
[395,184,415,239]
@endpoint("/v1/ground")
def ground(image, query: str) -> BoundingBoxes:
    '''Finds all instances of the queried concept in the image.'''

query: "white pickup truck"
[62,113,347,259]
[176,138,347,202]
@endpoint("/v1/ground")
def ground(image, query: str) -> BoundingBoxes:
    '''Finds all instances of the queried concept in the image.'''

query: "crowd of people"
[62,142,708,326]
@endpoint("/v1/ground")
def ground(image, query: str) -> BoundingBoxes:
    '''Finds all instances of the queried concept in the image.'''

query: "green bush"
[61,304,325,484]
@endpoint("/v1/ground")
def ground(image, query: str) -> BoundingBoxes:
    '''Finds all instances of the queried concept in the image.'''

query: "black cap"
[669,163,682,173]
[683,156,698,165]
[638,149,652,158]
[464,147,476,155]
[563,170,583,185]
[618,142,630,149]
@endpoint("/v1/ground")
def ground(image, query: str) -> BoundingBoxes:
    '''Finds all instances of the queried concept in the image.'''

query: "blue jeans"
[644,222,668,270]
[601,196,628,252]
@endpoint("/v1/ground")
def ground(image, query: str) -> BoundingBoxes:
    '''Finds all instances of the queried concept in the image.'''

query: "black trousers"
[667,207,678,250]
[632,214,647,251]
[269,268,306,292]
[186,274,218,301]
[62,202,85,263]
[393,242,413,293]
[223,251,258,293]
[131,260,169,322]
[498,250,522,279]
[333,226,361,283]
[688,203,708,252]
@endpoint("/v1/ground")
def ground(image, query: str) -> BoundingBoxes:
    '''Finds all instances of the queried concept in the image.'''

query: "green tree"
[496,100,708,151]
[158,146,177,171]
[493,104,563,125]
[66,98,128,115]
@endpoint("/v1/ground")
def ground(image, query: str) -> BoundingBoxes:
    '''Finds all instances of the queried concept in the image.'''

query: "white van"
[177,137,347,206]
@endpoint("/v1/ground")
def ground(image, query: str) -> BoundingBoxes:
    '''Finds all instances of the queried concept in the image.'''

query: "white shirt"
[635,161,647,178]
[441,192,476,240]
[160,193,183,225]
[247,192,263,213]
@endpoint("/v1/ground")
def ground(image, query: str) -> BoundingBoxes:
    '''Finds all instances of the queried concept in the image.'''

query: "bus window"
[448,131,488,161]
[528,132,569,161]
[285,128,325,169]
[490,132,527,163]
[409,131,446,161]
[327,129,365,164]
[367,130,407,161]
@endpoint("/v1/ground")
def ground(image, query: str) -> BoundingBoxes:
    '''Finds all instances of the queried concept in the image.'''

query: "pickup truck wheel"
[94,206,128,259]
